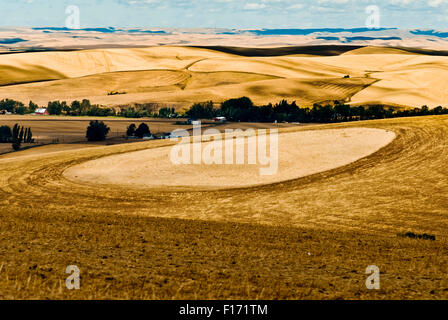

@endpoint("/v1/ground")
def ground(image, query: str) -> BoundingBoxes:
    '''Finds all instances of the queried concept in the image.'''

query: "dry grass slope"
[2,45,448,108]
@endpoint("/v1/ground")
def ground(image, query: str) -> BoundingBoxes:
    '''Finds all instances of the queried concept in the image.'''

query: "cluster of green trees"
[47,100,115,117]
[0,123,34,150]
[118,107,150,118]
[0,98,116,116]
[184,97,448,123]
[126,123,151,138]
[0,99,39,115]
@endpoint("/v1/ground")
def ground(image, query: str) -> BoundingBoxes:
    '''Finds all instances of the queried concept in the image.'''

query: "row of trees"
[0,120,151,149]
[3,96,448,123]
[185,97,448,123]
[117,106,177,118]
[0,124,34,150]
[47,100,116,117]
[1,98,178,119]
[0,99,39,115]
[0,98,115,116]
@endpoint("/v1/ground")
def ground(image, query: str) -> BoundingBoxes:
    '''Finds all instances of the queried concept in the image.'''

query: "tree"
[12,123,22,151]
[0,125,12,143]
[62,102,71,114]
[220,97,254,121]
[334,103,351,122]
[26,128,33,143]
[19,126,24,143]
[0,99,16,112]
[0,99,24,113]
[158,107,177,118]
[81,99,91,114]
[70,100,82,116]
[135,123,150,138]
[126,124,136,137]
[29,101,39,113]
[47,101,63,115]
[86,120,110,141]
[15,105,27,115]
[23,127,33,143]
[185,101,216,119]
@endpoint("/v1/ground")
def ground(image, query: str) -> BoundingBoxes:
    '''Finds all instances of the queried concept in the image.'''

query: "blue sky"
[1,0,448,29]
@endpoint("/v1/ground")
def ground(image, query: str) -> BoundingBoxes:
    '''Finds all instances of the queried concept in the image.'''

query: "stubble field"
[1,115,448,299]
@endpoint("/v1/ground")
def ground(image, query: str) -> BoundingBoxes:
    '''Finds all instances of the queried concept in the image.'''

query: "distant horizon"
[2,26,448,35]
[4,26,448,53]
[3,26,448,33]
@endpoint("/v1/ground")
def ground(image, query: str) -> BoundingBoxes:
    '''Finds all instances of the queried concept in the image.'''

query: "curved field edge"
[62,128,396,190]
[1,116,448,299]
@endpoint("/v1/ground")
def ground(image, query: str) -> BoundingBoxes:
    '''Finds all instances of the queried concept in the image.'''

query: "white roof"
[35,108,47,113]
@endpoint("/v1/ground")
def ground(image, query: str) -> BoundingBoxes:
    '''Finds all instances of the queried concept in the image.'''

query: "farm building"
[213,116,227,123]
[34,108,49,115]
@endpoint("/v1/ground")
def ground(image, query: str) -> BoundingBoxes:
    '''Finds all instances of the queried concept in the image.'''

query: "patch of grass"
[107,91,126,96]
[398,232,436,241]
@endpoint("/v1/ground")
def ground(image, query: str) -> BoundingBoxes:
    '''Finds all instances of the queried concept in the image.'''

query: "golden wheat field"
[1,113,448,299]
[2,45,448,109]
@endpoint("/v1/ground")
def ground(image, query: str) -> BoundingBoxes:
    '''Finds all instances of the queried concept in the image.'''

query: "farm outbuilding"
[213,116,227,123]
[34,108,49,115]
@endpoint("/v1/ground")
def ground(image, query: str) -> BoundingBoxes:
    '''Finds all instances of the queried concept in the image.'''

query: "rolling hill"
[1,45,448,109]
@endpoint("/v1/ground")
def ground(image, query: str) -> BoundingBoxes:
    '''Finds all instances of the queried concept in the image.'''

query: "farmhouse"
[34,108,49,115]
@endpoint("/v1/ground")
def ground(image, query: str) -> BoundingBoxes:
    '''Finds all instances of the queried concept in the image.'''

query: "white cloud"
[244,2,267,10]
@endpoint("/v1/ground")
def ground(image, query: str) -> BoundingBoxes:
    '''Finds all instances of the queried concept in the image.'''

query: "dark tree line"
[0,123,34,151]
[184,97,448,123]
[0,99,35,115]
[48,99,115,117]
[3,96,448,123]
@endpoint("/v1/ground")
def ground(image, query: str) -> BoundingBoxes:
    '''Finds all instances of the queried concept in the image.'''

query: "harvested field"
[64,128,395,189]
[1,115,448,299]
